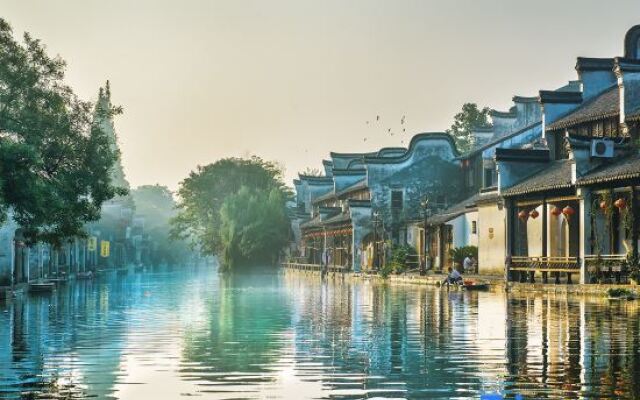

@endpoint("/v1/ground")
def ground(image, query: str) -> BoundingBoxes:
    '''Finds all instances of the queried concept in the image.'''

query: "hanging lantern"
[614,198,627,209]
[530,209,539,219]
[551,206,562,217]
[518,210,529,221]
[562,205,575,220]
[600,200,608,210]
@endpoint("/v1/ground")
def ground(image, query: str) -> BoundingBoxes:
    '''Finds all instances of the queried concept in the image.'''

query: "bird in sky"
[376,115,380,121]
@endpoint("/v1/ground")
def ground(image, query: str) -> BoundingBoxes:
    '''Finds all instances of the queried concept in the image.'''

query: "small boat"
[463,280,490,290]
[77,271,94,279]
[29,282,55,293]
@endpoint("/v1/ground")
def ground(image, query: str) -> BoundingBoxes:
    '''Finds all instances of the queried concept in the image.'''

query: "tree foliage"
[219,187,290,270]
[171,157,291,269]
[445,103,492,154]
[301,167,323,176]
[131,184,190,266]
[0,18,125,245]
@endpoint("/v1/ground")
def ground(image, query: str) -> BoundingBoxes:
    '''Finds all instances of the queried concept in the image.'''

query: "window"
[466,167,475,187]
[471,221,477,234]
[391,190,403,210]
[484,168,494,188]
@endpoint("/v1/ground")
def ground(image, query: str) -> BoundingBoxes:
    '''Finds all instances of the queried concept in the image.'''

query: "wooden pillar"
[578,187,592,284]
[632,186,639,261]
[542,199,548,283]
[505,198,514,283]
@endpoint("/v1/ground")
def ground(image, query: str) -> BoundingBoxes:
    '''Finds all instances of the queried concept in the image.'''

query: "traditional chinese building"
[498,25,640,284]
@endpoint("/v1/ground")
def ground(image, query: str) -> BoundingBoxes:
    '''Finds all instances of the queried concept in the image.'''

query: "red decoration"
[530,209,539,219]
[551,206,562,217]
[562,205,575,219]
[600,201,608,210]
[614,198,627,209]
[518,210,529,221]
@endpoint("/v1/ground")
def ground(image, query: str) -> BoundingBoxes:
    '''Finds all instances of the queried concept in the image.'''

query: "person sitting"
[463,254,473,273]
[443,266,463,286]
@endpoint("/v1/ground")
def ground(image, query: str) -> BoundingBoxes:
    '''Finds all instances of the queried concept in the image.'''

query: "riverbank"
[282,265,639,296]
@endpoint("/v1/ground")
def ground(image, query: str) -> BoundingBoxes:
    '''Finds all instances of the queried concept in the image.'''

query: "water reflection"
[1,267,640,399]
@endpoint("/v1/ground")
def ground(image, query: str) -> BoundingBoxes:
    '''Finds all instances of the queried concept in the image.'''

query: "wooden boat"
[462,280,490,290]
[29,282,55,293]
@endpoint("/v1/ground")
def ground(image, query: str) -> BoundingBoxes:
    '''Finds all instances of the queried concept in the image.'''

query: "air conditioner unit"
[591,139,614,158]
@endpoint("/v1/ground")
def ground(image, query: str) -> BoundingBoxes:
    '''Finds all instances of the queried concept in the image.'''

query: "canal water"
[1,266,639,399]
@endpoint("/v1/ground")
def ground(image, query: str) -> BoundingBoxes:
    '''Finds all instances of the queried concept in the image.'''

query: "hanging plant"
[530,209,539,219]
[518,210,529,221]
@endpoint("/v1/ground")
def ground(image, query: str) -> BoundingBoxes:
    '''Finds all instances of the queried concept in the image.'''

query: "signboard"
[100,240,110,258]
[88,237,97,251]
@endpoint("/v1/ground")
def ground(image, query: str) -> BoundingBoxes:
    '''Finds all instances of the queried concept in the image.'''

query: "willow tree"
[171,157,291,269]
[0,18,125,245]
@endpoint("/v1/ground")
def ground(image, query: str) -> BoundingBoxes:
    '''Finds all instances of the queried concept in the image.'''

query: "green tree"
[219,187,290,270]
[131,184,190,265]
[445,103,492,154]
[0,18,125,245]
[171,157,291,269]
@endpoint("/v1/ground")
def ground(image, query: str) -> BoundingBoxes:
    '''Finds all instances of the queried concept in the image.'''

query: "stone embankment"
[282,265,639,296]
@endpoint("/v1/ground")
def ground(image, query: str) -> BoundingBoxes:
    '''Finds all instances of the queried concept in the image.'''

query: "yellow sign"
[88,237,97,251]
[100,241,110,258]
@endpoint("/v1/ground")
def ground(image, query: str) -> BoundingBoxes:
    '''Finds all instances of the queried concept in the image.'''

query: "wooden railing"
[510,256,580,272]
[584,254,628,283]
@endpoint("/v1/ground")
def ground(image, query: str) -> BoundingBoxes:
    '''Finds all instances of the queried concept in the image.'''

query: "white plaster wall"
[526,205,543,256]
[447,211,478,249]
[478,204,506,275]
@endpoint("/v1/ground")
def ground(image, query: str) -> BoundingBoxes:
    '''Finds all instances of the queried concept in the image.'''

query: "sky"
[2,0,640,190]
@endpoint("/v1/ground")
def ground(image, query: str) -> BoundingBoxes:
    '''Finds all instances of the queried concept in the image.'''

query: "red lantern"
[518,210,529,221]
[530,209,539,219]
[614,198,627,209]
[562,205,575,219]
[551,206,562,217]
[600,201,607,210]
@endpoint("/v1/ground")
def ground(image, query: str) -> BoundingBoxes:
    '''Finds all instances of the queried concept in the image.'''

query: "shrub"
[379,263,394,279]
[390,244,417,274]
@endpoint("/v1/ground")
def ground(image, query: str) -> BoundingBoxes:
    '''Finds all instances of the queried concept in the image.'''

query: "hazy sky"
[2,1,639,190]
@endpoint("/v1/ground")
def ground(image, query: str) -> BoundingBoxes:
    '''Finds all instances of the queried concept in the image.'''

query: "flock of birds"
[363,114,407,144]
[302,113,409,154]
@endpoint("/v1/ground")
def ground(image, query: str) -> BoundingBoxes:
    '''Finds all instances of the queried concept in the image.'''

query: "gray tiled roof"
[577,153,640,185]
[546,86,619,131]
[502,160,574,197]
[336,179,368,197]
[313,190,336,205]
[459,121,542,159]
[428,193,480,226]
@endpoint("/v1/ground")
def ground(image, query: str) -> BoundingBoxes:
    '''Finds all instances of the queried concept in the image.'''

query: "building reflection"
[3,270,640,399]
[284,271,640,399]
